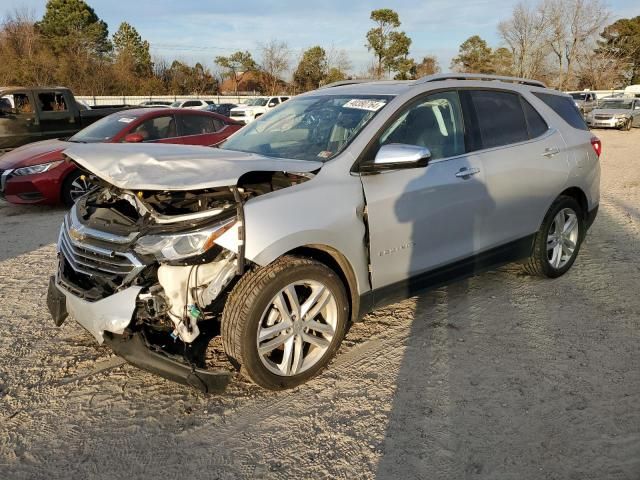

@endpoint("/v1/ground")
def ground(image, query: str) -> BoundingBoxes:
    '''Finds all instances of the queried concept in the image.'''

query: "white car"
[169,99,214,110]
[229,96,290,124]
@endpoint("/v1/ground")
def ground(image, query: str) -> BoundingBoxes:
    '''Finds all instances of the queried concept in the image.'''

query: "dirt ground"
[0,129,639,480]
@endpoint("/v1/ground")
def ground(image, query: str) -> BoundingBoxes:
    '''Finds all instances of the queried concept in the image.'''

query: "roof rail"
[318,80,375,89]
[414,73,546,88]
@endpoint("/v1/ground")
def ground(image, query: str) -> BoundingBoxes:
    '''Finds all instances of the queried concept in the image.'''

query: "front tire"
[523,196,584,278]
[61,169,92,207]
[222,256,349,390]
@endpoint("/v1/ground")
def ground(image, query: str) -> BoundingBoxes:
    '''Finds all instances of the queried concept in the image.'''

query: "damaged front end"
[47,169,313,392]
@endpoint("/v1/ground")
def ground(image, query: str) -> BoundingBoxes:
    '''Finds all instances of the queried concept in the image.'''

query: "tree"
[113,22,152,77]
[545,0,610,89]
[259,40,290,95]
[293,46,328,91]
[215,51,257,96]
[491,47,514,75]
[37,0,110,55]
[599,16,640,84]
[451,35,495,73]
[326,47,352,83]
[414,56,441,77]
[498,2,550,79]
[365,9,412,79]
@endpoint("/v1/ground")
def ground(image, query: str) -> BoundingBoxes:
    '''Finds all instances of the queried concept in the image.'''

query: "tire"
[222,255,349,390]
[523,196,584,278]
[624,119,632,131]
[61,169,92,207]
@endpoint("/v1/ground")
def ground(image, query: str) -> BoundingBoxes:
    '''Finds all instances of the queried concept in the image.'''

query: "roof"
[308,73,549,97]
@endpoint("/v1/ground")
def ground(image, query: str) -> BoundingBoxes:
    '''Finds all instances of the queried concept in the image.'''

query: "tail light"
[591,137,602,158]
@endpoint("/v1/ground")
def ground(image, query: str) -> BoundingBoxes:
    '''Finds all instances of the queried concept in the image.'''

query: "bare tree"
[498,2,551,79]
[545,0,610,89]
[576,48,627,89]
[259,40,290,95]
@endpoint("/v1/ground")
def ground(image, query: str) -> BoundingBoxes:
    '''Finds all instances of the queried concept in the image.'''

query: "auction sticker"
[118,117,136,123]
[343,99,387,111]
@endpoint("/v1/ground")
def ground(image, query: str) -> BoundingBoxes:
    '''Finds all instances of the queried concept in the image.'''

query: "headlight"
[134,217,235,261]
[12,160,64,176]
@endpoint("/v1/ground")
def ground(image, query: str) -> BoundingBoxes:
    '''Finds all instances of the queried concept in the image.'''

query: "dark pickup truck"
[0,86,130,154]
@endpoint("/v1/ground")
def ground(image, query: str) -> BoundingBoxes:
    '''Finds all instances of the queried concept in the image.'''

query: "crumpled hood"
[63,143,322,191]
[0,139,68,169]
[591,108,632,116]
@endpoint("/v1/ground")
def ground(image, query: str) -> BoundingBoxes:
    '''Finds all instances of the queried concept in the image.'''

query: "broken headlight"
[134,217,235,261]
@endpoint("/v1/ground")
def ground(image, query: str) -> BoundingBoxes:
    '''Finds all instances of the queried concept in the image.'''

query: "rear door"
[360,90,493,291]
[460,89,569,249]
[35,90,78,140]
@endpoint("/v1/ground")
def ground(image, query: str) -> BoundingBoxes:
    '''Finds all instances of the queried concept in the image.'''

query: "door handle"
[542,147,560,157]
[455,167,480,178]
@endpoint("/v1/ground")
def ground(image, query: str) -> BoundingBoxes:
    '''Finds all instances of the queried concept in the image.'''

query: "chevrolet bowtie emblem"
[68,227,85,242]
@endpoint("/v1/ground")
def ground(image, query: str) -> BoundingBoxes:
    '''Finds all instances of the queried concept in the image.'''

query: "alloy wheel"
[547,208,579,269]
[257,280,338,376]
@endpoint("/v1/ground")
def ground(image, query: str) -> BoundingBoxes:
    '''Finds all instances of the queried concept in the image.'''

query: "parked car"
[229,96,290,124]
[46,74,600,392]
[585,97,640,130]
[567,91,598,116]
[0,108,242,206]
[0,86,131,154]
[138,101,172,108]
[204,103,238,118]
[170,99,214,110]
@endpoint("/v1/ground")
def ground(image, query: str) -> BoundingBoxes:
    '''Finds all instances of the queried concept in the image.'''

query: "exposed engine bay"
[49,167,314,391]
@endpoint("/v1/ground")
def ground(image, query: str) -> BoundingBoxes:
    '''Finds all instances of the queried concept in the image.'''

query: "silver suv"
[47,74,601,391]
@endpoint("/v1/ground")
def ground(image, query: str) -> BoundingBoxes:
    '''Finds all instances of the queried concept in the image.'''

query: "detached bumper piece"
[103,332,232,393]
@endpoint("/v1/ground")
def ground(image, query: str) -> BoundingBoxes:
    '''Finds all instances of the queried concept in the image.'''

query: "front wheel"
[523,196,584,278]
[222,256,349,390]
[61,169,92,207]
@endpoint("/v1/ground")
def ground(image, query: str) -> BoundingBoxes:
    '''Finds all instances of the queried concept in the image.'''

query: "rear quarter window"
[533,92,588,131]
[522,99,549,138]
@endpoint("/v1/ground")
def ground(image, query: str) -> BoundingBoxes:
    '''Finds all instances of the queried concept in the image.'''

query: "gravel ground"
[0,129,639,480]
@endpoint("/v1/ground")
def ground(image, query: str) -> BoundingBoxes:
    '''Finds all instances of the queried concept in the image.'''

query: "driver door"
[359,90,492,294]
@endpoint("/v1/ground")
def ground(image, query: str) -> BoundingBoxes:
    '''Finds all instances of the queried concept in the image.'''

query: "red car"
[0,108,242,206]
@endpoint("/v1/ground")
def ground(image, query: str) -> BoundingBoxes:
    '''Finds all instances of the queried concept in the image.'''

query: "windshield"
[570,93,587,100]
[69,113,141,143]
[599,100,632,110]
[170,101,181,108]
[244,98,268,106]
[221,94,392,161]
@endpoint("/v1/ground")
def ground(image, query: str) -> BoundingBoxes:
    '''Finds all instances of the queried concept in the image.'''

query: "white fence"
[75,94,260,106]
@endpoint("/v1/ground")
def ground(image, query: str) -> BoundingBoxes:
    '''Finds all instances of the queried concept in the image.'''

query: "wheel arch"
[559,186,589,220]
[286,244,362,323]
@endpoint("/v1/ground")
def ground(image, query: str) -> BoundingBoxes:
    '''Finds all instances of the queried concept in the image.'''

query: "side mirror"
[0,103,13,115]
[361,144,431,173]
[124,133,144,143]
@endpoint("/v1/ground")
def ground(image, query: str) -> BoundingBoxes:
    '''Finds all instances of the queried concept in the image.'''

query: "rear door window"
[183,100,201,108]
[468,90,529,149]
[38,92,68,112]
[533,92,589,131]
[179,114,219,136]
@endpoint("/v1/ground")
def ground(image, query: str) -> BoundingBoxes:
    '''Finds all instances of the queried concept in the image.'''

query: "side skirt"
[359,234,535,317]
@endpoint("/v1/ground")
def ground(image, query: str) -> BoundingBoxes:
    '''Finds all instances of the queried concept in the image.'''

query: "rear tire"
[222,256,349,390]
[523,196,584,278]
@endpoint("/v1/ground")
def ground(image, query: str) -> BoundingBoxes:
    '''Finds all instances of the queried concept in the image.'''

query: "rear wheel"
[523,196,584,278]
[61,170,92,207]
[222,256,349,390]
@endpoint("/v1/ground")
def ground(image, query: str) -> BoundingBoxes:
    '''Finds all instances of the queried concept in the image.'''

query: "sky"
[3,0,639,76]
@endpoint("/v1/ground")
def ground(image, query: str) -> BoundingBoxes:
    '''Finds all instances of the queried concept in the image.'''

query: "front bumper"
[48,276,142,343]
[47,277,233,392]
[587,117,628,129]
